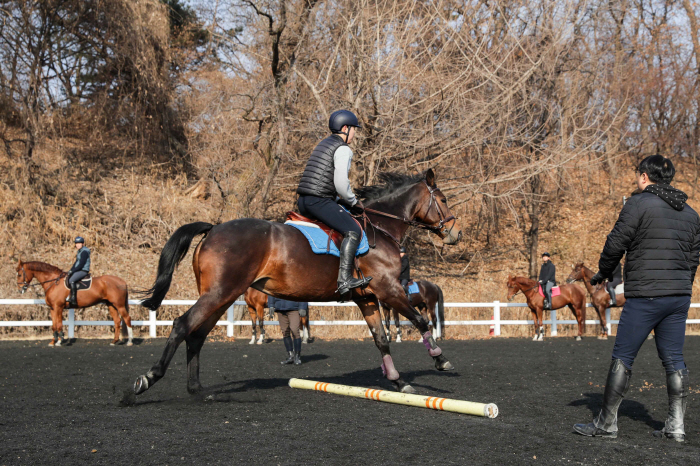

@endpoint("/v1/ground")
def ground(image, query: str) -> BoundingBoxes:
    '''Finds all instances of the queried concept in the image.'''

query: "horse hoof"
[126,340,134,347]
[55,340,62,347]
[248,340,255,345]
[532,335,538,341]
[437,360,454,371]
[575,336,582,341]
[134,375,149,395]
[187,384,204,395]
[597,335,608,340]
[110,342,116,346]
[396,336,402,343]
[256,340,263,345]
[401,385,416,394]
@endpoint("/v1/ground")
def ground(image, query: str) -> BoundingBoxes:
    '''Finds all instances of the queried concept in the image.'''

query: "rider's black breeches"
[297,195,361,235]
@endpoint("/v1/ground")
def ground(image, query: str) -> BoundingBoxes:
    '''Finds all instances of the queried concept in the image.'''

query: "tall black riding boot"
[293,337,302,365]
[573,359,632,438]
[653,368,689,442]
[337,231,372,297]
[281,336,294,365]
[68,283,78,308]
[606,283,617,306]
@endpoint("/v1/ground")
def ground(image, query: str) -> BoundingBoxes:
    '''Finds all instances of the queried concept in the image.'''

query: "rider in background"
[538,252,556,310]
[606,263,622,306]
[296,110,371,296]
[399,246,410,294]
[67,237,90,308]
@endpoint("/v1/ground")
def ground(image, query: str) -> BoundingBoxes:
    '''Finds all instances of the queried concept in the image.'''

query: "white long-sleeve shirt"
[333,145,357,206]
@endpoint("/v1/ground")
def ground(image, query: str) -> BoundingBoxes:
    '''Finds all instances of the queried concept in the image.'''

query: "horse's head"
[16,258,32,294]
[566,262,585,284]
[506,275,520,301]
[414,169,462,244]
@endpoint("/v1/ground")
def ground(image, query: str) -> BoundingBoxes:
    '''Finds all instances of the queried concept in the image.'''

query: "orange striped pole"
[289,378,498,418]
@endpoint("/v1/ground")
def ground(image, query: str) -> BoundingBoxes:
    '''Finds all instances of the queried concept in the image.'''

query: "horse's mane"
[356,172,424,202]
[24,261,64,274]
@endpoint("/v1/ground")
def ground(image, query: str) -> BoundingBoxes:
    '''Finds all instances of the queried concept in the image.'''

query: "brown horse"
[382,280,445,342]
[133,170,461,396]
[16,259,133,346]
[506,275,587,341]
[243,288,312,344]
[566,262,625,340]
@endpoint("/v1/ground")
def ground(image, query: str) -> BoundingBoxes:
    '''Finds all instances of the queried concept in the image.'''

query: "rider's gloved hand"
[590,272,606,286]
[350,199,365,215]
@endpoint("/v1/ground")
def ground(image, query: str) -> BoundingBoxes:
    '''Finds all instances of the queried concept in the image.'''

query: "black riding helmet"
[329,110,361,136]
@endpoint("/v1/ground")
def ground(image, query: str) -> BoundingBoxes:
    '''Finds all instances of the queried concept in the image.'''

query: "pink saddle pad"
[538,285,561,297]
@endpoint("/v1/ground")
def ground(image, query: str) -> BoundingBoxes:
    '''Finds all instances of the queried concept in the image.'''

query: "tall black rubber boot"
[573,359,632,438]
[606,283,617,306]
[281,336,294,365]
[653,368,689,442]
[68,283,78,308]
[337,231,372,297]
[293,338,302,365]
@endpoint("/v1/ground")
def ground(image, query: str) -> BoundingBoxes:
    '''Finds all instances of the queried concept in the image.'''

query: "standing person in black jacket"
[574,155,700,442]
[268,296,308,365]
[399,246,410,294]
[538,252,556,310]
[296,110,370,297]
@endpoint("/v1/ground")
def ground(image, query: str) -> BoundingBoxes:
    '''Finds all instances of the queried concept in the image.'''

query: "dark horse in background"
[244,287,312,344]
[382,280,445,342]
[133,170,462,396]
[16,259,133,346]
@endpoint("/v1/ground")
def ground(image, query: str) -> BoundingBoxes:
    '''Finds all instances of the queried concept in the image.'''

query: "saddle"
[537,284,561,298]
[64,273,93,291]
[286,211,362,251]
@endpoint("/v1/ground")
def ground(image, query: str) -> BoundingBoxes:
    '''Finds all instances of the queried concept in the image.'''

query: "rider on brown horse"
[538,252,556,310]
[296,109,370,297]
[67,237,90,308]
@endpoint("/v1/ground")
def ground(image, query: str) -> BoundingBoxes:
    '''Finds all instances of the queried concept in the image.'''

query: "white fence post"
[68,308,75,338]
[227,305,234,337]
[606,308,612,335]
[435,302,441,339]
[149,310,157,338]
[493,301,501,336]
[550,310,557,336]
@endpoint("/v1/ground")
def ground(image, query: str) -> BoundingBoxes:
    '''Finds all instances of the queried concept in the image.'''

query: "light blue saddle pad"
[407,282,420,294]
[285,221,369,257]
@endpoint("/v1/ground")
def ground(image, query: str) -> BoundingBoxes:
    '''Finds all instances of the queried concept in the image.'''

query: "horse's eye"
[441,198,447,204]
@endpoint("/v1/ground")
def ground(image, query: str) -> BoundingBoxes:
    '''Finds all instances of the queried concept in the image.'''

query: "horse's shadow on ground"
[568,393,664,430]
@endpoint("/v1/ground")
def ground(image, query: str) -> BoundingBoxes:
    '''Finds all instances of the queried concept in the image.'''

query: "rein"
[353,181,456,247]
[19,268,66,293]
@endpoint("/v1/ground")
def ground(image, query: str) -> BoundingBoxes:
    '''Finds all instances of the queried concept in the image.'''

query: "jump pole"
[289,378,498,418]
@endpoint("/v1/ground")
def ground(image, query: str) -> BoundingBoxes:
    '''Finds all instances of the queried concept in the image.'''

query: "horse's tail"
[139,222,214,310]
[437,284,445,338]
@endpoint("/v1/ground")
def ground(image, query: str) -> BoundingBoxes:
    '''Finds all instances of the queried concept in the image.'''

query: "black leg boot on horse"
[653,368,689,442]
[574,359,632,438]
[337,231,372,297]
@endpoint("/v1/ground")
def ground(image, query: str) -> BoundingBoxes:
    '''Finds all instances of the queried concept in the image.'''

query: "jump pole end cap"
[484,403,499,419]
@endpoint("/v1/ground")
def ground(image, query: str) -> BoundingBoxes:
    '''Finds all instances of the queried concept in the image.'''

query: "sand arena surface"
[1,337,699,464]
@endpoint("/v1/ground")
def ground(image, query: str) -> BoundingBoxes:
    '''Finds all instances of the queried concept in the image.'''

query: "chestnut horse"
[133,170,461,396]
[506,275,586,341]
[566,262,625,340]
[244,288,312,344]
[382,280,445,342]
[16,259,133,346]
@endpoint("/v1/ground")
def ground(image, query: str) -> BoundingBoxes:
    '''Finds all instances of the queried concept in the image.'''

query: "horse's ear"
[425,168,436,187]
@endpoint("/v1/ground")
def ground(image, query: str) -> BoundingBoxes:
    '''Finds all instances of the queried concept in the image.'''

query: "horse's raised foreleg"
[134,294,231,395]
[356,297,414,393]
[383,286,452,371]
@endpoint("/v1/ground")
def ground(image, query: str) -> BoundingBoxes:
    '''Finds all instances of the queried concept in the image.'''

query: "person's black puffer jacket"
[598,184,700,298]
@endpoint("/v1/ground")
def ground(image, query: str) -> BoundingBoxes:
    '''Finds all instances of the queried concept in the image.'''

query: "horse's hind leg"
[115,301,134,346]
[356,297,414,394]
[107,304,121,346]
[134,293,234,395]
[248,305,257,345]
[185,308,228,394]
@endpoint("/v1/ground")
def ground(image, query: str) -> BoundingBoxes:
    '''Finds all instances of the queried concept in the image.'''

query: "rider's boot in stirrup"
[68,283,79,308]
[337,231,372,297]
[573,359,632,438]
[607,283,617,306]
[653,368,689,442]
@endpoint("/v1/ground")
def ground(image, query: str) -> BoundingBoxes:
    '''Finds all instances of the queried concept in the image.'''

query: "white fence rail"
[2,299,700,339]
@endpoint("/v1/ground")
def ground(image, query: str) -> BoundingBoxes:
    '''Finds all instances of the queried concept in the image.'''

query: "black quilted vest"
[297,135,347,198]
